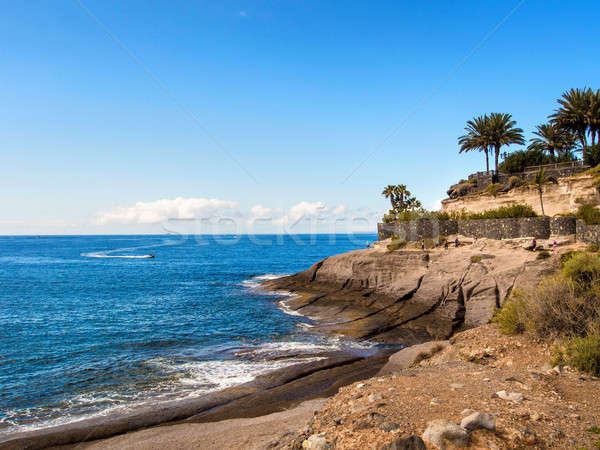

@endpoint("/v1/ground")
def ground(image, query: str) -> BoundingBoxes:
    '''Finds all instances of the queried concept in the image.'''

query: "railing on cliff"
[523,160,588,174]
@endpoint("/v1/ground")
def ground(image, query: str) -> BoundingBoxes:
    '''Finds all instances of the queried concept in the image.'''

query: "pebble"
[461,408,475,416]
[430,397,445,405]
[483,378,491,382]
[369,412,387,422]
[450,383,464,390]
[422,419,469,448]
[493,390,524,402]
[356,383,366,389]
[379,421,400,432]
[368,393,384,403]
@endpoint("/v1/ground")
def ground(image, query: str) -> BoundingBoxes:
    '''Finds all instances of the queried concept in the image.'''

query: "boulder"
[422,419,469,449]
[379,435,426,450]
[460,412,496,431]
[380,341,449,374]
[302,433,331,450]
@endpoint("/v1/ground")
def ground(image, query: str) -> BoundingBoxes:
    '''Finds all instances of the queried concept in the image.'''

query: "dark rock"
[378,421,400,432]
[379,435,426,450]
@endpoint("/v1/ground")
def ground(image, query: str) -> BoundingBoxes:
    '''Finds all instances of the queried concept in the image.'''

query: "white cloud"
[430,198,443,211]
[332,204,346,215]
[248,204,283,224]
[277,201,327,226]
[96,197,238,224]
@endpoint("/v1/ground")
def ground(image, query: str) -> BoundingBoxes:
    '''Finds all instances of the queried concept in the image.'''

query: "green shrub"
[508,176,523,189]
[584,144,600,168]
[588,243,600,253]
[576,204,600,225]
[551,334,600,376]
[387,238,406,251]
[495,272,599,339]
[470,255,482,263]
[560,250,584,267]
[525,274,590,338]
[562,251,600,285]
[499,149,576,173]
[433,209,469,221]
[483,183,504,197]
[468,178,478,184]
[492,291,527,334]
[468,204,537,220]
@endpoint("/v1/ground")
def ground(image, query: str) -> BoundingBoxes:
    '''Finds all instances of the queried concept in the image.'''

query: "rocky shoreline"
[261,238,555,346]
[0,350,393,450]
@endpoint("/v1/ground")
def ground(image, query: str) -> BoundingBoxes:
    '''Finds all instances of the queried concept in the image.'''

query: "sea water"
[0,234,375,434]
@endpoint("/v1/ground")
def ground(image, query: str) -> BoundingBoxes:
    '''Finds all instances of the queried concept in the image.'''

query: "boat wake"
[81,238,180,259]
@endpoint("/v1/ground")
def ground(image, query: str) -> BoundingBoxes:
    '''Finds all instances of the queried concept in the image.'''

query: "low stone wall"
[550,216,577,236]
[457,217,550,240]
[377,220,457,241]
[576,220,600,244]
[378,216,576,241]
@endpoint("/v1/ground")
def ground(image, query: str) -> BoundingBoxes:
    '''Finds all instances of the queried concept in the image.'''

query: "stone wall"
[550,216,577,236]
[457,217,550,240]
[576,220,600,244]
[378,216,577,241]
[377,220,457,241]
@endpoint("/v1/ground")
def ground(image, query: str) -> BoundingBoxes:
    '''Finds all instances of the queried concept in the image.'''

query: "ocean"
[0,233,375,434]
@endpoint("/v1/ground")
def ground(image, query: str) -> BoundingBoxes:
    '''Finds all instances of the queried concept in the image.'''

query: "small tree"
[381,184,422,222]
[534,168,558,216]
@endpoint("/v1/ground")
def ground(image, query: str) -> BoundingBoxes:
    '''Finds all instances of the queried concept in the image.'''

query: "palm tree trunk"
[494,145,500,181]
[485,150,490,174]
[579,131,589,164]
[538,188,545,216]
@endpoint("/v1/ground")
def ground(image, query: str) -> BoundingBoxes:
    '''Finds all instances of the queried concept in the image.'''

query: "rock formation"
[263,239,557,346]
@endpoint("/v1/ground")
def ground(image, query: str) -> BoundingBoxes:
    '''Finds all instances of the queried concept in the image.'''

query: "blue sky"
[1,0,599,234]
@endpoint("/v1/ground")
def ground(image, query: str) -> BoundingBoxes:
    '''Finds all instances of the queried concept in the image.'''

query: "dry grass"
[494,250,600,375]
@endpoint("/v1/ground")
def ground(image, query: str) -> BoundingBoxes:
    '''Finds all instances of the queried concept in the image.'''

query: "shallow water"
[0,234,375,433]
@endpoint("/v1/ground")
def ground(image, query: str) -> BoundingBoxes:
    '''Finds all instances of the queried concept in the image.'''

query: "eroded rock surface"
[263,238,559,345]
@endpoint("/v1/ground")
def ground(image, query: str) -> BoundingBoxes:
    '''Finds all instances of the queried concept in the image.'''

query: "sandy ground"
[62,399,326,450]
[302,324,600,449]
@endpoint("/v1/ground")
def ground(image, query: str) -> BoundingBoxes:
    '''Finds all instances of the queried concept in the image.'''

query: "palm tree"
[487,113,525,176]
[533,168,558,216]
[458,115,492,173]
[382,185,397,210]
[528,123,576,158]
[394,185,411,210]
[588,89,600,147]
[551,88,592,153]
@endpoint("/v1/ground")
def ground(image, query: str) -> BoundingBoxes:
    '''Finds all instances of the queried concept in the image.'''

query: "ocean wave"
[0,351,325,436]
[240,273,290,288]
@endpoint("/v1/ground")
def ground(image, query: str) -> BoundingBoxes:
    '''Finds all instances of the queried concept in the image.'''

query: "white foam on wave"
[241,273,290,289]
[0,347,328,436]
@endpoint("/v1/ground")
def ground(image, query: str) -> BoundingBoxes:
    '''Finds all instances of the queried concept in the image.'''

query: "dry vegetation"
[494,250,600,375]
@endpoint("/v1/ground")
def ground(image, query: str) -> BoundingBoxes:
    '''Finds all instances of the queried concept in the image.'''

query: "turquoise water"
[0,234,375,433]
